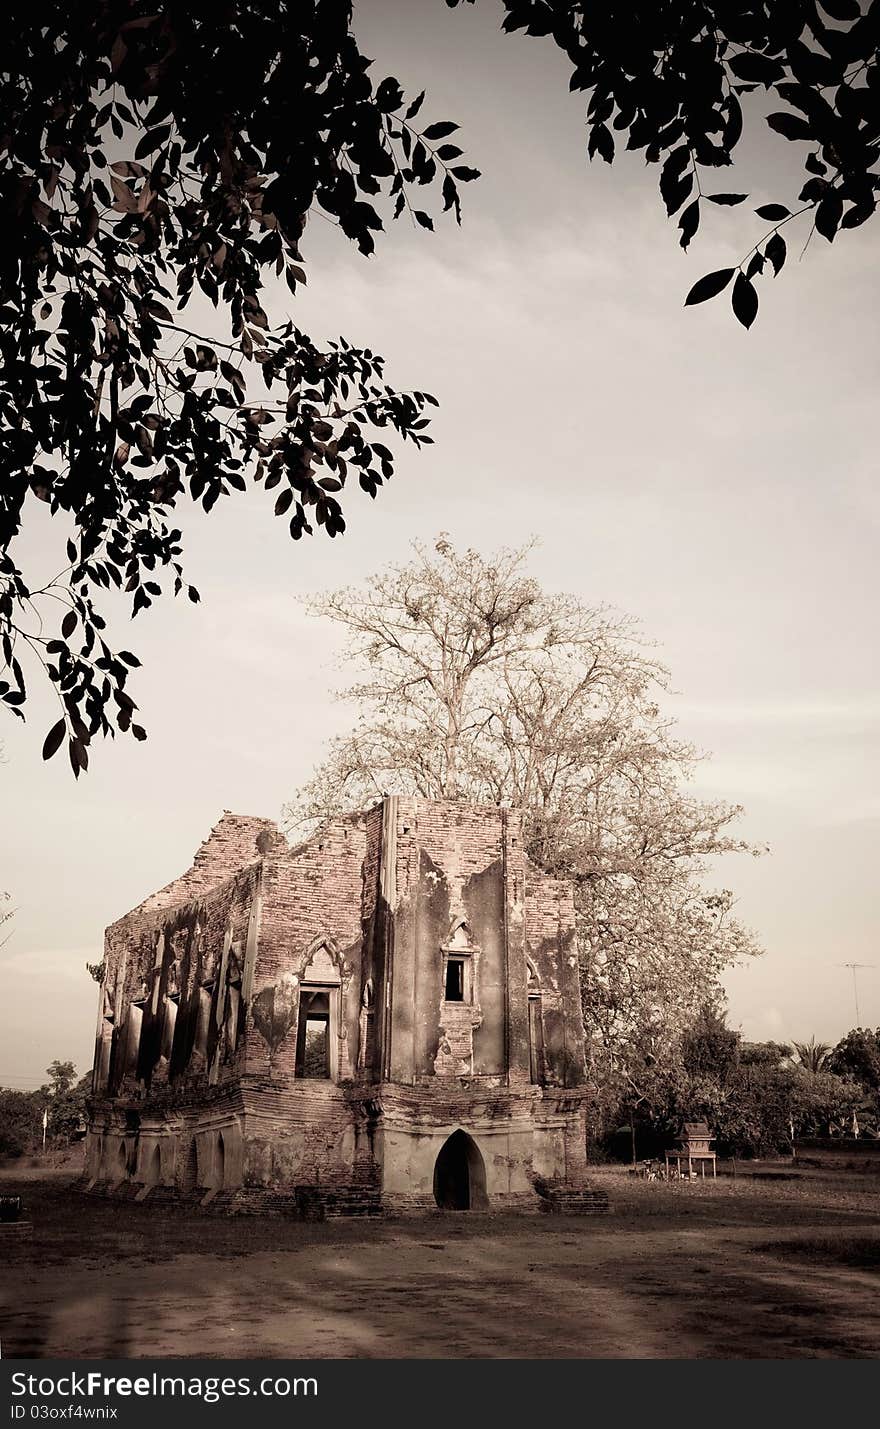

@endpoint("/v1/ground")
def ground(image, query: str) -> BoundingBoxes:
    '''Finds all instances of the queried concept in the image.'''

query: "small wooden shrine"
[665,1121,717,1179]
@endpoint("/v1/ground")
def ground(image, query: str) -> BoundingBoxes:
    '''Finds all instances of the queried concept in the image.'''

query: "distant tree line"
[602,1013,880,1163]
[0,1060,89,1159]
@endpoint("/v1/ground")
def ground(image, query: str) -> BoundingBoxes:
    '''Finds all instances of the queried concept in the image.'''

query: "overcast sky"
[2,0,878,1089]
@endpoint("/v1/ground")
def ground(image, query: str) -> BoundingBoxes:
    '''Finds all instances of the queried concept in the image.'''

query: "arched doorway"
[433,1130,488,1210]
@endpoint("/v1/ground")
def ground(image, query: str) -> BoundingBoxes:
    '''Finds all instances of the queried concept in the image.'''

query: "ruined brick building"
[84,797,604,1213]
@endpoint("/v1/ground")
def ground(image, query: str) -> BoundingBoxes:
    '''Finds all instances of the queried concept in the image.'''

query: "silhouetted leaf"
[109,175,137,212]
[731,272,758,329]
[678,200,700,250]
[376,78,404,113]
[660,145,689,209]
[684,268,735,306]
[841,201,875,230]
[786,42,839,87]
[722,95,743,150]
[755,204,790,221]
[405,90,425,120]
[765,234,786,275]
[423,121,458,140]
[69,736,88,775]
[766,112,813,142]
[588,122,614,163]
[816,191,843,242]
[706,193,748,205]
[134,124,171,160]
[664,171,693,216]
[730,53,785,85]
[42,719,66,761]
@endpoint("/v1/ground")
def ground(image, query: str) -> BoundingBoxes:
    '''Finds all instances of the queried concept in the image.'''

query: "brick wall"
[524,862,586,1087]
[131,812,281,917]
[245,809,377,1082]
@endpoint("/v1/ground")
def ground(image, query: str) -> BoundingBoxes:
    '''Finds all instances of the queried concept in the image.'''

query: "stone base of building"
[81,1079,607,1217]
[79,1176,610,1218]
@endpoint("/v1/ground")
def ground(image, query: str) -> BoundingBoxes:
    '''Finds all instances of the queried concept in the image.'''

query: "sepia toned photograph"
[1,0,878,1384]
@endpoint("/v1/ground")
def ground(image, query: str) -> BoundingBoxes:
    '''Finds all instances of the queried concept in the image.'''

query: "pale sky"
[1,0,878,1089]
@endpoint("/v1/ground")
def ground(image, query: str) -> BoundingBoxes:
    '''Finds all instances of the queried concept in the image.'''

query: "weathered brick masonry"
[84,797,605,1213]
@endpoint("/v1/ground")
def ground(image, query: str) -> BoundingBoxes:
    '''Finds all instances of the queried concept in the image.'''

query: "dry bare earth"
[0,1165,878,1359]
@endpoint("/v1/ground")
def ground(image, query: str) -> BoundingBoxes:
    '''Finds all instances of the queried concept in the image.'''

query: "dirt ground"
[1,1163,878,1359]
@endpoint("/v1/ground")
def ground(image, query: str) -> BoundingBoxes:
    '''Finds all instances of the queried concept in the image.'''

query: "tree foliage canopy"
[827,1026,880,1091]
[3,2,878,771]
[45,1058,77,1097]
[0,1063,88,1157]
[284,535,764,1101]
[1,0,473,771]
[792,1035,832,1073]
[450,0,880,327]
[620,1013,870,1159]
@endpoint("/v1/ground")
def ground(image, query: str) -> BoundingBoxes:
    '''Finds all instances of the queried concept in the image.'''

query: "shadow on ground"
[1,1166,878,1358]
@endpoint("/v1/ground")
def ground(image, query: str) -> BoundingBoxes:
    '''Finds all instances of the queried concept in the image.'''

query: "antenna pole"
[839,963,874,1027]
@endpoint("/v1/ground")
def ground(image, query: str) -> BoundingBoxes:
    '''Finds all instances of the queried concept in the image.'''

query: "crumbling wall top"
[127,811,286,919]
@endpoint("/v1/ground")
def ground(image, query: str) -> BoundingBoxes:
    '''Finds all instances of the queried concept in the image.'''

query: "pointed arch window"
[295,940,342,1081]
[442,920,477,1006]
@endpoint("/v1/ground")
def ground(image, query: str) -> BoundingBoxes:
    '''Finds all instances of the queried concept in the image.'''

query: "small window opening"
[295,988,333,1078]
[445,957,465,1002]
